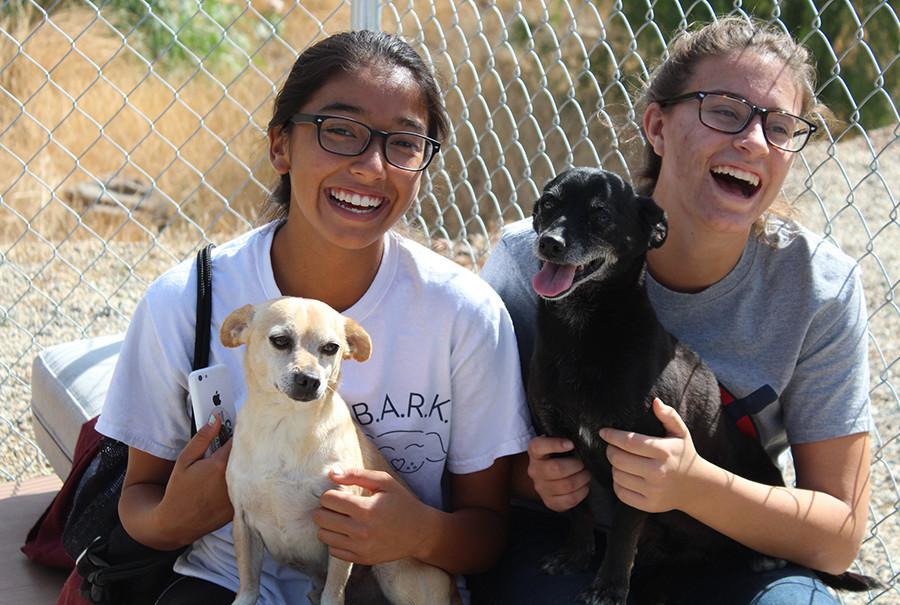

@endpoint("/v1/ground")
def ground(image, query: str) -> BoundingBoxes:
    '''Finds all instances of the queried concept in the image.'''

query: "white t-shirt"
[97,221,533,604]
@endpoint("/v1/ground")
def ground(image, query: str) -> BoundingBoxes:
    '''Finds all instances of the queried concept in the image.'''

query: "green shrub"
[7,0,280,75]
[99,0,275,74]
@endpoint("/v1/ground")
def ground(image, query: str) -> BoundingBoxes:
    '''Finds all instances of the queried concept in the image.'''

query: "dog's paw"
[232,593,261,605]
[749,555,788,572]
[540,549,592,575]
[577,584,628,605]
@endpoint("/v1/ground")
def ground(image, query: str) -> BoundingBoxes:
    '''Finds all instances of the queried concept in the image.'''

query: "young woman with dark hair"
[97,30,532,604]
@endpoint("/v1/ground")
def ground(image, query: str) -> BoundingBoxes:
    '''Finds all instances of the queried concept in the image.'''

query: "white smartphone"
[188,363,237,456]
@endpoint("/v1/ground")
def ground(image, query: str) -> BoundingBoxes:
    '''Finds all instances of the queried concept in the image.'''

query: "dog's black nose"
[287,371,322,401]
[538,233,566,257]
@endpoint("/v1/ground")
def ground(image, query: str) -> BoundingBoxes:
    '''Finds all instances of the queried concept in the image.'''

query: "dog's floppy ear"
[638,196,668,249]
[221,304,255,348]
[344,318,372,362]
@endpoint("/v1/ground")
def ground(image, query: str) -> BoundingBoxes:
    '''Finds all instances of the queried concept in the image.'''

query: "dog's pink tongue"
[532,262,576,297]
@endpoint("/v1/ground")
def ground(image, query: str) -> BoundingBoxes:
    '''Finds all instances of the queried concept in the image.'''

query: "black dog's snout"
[538,233,566,257]
[287,371,321,401]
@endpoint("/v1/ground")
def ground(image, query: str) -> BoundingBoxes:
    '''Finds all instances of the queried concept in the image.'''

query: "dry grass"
[0,1,360,249]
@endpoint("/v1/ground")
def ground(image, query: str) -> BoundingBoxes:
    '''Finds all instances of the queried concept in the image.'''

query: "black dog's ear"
[638,196,668,249]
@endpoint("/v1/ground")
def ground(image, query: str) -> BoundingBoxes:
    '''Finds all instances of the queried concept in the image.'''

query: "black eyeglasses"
[289,113,440,172]
[657,91,817,153]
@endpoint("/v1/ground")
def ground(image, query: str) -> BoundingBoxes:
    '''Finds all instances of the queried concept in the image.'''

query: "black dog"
[528,167,879,604]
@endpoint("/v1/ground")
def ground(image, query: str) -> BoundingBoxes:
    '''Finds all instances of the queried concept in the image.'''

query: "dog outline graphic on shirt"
[367,429,448,474]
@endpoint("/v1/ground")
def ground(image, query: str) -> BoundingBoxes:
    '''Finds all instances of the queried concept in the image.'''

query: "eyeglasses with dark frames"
[656,91,817,153]
[289,113,441,172]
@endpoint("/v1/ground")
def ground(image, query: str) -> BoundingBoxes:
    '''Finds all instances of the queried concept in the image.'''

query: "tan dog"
[221,297,459,605]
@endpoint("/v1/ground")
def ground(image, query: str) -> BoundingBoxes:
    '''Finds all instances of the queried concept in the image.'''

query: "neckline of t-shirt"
[254,221,398,322]
[646,235,759,307]
[342,231,398,322]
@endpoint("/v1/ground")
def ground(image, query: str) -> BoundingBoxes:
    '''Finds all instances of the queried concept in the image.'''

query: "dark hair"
[635,17,828,218]
[261,30,449,221]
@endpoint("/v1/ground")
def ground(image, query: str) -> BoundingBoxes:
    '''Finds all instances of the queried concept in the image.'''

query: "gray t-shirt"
[480,217,872,461]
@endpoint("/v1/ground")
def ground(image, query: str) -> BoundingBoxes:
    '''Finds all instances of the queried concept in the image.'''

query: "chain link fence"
[0,0,897,601]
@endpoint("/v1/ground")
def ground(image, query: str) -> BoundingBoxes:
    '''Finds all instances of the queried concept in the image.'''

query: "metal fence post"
[351,0,381,31]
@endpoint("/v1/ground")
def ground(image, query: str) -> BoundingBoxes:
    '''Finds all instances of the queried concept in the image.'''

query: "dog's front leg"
[231,508,265,605]
[372,558,459,605]
[541,501,596,575]
[581,502,647,605]
[319,553,353,605]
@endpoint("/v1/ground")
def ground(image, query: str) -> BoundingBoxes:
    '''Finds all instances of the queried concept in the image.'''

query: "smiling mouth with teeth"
[710,166,761,198]
[327,188,386,214]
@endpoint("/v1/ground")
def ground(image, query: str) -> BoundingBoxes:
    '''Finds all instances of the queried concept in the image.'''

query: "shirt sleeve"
[781,265,872,443]
[479,233,539,382]
[445,283,534,475]
[95,277,195,460]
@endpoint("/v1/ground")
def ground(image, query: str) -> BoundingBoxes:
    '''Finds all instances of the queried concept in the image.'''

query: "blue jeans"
[468,504,838,605]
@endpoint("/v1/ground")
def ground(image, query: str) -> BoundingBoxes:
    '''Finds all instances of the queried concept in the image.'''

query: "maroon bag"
[21,416,104,570]
[57,568,91,605]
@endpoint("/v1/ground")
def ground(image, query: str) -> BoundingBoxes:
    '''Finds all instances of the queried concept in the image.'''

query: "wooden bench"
[6,336,125,605]
[0,476,67,605]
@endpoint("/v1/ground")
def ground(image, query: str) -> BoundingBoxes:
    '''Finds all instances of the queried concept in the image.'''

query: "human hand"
[599,398,702,513]
[527,435,591,512]
[314,466,432,565]
[160,413,234,543]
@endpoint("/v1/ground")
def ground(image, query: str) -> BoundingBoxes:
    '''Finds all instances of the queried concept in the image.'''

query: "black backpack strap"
[189,243,215,435]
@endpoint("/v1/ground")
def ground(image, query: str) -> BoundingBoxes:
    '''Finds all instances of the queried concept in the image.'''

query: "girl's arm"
[601,398,871,574]
[118,414,234,550]
[420,456,512,573]
[315,456,511,575]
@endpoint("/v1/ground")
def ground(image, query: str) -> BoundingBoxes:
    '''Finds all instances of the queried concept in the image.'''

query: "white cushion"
[30,334,124,478]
